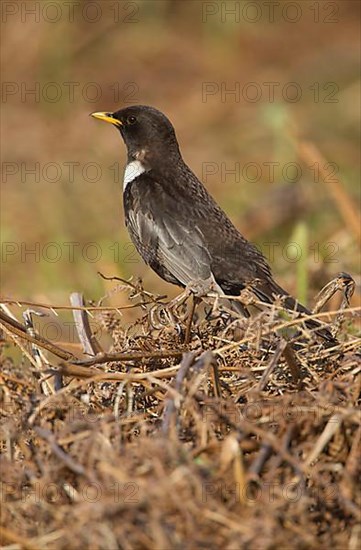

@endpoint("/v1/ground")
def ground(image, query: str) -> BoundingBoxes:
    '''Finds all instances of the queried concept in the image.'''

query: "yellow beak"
[90,112,122,127]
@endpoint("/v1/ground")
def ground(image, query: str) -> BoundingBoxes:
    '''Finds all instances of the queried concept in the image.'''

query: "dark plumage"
[91,105,334,342]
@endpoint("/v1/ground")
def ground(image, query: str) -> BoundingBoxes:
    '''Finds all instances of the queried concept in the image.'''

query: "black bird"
[91,105,334,342]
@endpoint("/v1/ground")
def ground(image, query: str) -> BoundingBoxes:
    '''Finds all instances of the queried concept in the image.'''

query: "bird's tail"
[252,280,336,344]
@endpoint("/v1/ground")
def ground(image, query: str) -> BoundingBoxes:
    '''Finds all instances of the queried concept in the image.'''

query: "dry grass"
[1,280,360,550]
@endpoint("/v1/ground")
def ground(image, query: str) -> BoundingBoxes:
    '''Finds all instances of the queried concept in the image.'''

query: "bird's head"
[91,105,181,166]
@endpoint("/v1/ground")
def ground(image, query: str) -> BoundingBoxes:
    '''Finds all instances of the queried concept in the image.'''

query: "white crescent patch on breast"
[123,160,147,190]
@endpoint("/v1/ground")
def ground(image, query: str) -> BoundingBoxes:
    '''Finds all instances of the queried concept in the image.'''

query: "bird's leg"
[184,294,199,345]
[168,279,218,342]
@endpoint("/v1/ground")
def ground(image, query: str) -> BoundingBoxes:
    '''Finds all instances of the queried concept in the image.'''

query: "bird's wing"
[127,203,213,287]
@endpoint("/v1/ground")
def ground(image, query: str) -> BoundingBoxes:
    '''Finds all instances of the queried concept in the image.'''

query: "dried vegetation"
[1,278,360,549]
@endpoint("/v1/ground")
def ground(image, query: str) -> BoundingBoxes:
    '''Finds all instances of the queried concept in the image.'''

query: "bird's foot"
[186,277,220,298]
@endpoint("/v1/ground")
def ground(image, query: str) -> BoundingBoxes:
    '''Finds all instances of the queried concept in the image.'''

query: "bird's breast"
[123,160,147,190]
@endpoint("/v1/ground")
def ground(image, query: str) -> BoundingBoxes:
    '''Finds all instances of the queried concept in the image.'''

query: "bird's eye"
[127,116,137,125]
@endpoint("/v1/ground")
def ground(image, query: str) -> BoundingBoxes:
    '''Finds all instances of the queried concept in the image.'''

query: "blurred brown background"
[1,0,360,312]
